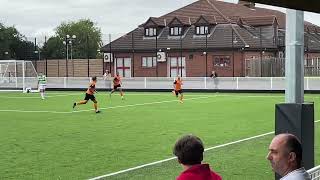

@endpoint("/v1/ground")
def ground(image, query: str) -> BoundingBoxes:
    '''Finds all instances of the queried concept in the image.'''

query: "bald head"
[267,133,303,176]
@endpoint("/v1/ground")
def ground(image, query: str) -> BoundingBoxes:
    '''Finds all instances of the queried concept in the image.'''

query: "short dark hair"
[285,134,302,167]
[173,135,204,165]
[92,76,97,81]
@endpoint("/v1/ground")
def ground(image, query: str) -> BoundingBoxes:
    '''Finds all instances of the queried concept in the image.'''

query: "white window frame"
[145,28,157,37]
[170,27,182,36]
[196,26,209,35]
[142,56,157,67]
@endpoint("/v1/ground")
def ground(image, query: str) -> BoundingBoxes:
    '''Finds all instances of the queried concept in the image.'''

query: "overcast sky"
[1,0,320,43]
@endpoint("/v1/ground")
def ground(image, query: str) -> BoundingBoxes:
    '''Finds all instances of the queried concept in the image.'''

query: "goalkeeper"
[37,73,47,100]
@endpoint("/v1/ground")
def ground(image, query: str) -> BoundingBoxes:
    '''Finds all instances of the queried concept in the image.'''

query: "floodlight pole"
[109,34,112,75]
[156,31,158,77]
[180,32,183,77]
[45,36,48,76]
[63,35,69,77]
[275,9,314,180]
[285,10,304,103]
[260,27,263,77]
[232,27,235,77]
[205,29,208,77]
[132,32,135,77]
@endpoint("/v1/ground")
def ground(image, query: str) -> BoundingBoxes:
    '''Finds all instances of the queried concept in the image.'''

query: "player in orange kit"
[173,76,183,103]
[73,76,100,113]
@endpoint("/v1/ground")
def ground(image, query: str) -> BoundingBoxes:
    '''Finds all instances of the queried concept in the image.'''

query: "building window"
[214,56,231,67]
[142,57,157,67]
[170,27,182,36]
[196,26,209,35]
[169,57,186,77]
[145,28,157,37]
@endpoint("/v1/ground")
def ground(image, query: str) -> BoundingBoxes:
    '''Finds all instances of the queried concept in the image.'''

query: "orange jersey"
[174,79,183,91]
[86,82,96,95]
[113,76,121,85]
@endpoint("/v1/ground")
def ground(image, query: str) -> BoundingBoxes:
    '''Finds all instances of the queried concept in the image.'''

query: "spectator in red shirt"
[173,135,222,180]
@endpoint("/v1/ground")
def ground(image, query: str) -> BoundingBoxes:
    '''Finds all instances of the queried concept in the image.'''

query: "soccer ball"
[25,87,32,93]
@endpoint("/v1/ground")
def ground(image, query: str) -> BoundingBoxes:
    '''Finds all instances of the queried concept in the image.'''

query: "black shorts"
[175,90,183,95]
[84,93,96,101]
[113,84,121,90]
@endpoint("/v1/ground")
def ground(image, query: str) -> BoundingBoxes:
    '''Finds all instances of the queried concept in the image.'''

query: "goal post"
[0,60,38,92]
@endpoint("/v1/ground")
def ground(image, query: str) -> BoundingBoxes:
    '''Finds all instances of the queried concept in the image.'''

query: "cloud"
[1,0,320,40]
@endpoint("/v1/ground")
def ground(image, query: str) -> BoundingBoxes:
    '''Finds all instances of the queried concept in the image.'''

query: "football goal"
[0,60,38,92]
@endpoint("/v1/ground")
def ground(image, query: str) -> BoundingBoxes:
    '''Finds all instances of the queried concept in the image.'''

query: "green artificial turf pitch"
[0,91,319,180]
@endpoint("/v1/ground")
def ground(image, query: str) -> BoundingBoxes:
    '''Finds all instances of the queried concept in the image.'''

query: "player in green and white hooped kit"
[37,73,47,99]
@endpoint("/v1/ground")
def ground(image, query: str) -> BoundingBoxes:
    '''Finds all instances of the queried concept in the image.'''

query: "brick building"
[101,0,320,77]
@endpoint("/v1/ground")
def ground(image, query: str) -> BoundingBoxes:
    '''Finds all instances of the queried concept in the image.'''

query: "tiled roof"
[240,16,278,26]
[102,0,320,52]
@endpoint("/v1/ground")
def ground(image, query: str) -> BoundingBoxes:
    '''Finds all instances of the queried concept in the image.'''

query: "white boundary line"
[0,96,212,114]
[1,91,318,99]
[0,94,81,99]
[89,120,320,180]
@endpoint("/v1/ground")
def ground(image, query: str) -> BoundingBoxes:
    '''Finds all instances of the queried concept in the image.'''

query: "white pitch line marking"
[89,120,320,180]
[0,96,212,114]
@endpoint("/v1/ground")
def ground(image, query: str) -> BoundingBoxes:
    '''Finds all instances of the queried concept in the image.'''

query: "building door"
[115,57,131,77]
[168,57,186,77]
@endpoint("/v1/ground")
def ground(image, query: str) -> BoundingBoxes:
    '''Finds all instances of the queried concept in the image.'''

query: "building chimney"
[238,0,255,8]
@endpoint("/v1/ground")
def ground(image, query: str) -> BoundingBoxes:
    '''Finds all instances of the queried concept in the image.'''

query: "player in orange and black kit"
[109,72,124,100]
[73,76,100,113]
[173,76,183,103]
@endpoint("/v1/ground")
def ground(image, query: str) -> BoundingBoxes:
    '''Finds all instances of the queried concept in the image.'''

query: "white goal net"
[0,60,38,92]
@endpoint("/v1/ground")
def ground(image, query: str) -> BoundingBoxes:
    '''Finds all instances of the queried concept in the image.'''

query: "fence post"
[64,77,67,88]
[306,77,309,90]
[270,77,273,90]
[204,77,207,89]
[236,77,239,90]
[144,77,147,89]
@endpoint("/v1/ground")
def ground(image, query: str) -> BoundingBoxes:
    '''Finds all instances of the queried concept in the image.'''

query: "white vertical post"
[204,77,207,89]
[236,77,239,89]
[22,61,25,92]
[306,77,309,90]
[270,77,273,90]
[64,77,67,88]
[15,61,18,88]
[144,77,147,89]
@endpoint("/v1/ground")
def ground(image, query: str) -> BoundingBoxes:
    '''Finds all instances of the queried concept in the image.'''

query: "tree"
[45,19,102,59]
[0,23,35,60]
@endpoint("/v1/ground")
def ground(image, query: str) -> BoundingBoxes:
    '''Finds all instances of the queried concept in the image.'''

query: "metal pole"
[109,34,112,75]
[306,29,309,76]
[34,38,37,71]
[24,37,27,60]
[260,27,263,77]
[87,34,90,77]
[71,41,74,77]
[180,33,183,77]
[45,36,47,76]
[66,36,68,77]
[232,28,235,77]
[132,32,135,77]
[156,31,158,77]
[205,30,208,77]
[285,9,304,103]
